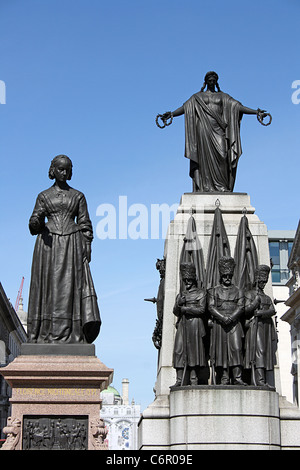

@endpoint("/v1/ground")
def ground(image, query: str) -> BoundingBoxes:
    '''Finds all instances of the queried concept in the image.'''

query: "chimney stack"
[122,378,129,405]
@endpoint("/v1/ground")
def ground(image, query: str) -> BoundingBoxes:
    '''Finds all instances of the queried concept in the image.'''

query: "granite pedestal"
[169,386,280,450]
[0,344,113,450]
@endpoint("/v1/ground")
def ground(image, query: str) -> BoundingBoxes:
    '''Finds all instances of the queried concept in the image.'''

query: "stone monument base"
[0,344,113,450]
[169,386,280,450]
[138,387,300,450]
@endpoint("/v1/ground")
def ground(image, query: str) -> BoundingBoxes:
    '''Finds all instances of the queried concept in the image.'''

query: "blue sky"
[0,0,299,410]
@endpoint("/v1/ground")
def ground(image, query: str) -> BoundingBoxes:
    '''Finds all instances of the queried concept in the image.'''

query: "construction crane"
[15,277,24,311]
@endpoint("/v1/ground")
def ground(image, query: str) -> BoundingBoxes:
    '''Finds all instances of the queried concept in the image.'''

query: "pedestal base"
[139,387,281,450]
[138,386,300,450]
[0,349,113,450]
[169,386,280,450]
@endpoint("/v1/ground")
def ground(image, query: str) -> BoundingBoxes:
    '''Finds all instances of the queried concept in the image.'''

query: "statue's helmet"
[255,264,270,281]
[180,262,197,280]
[218,256,235,276]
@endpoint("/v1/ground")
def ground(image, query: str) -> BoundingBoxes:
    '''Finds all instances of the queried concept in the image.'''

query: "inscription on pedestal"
[15,387,98,398]
[22,415,88,450]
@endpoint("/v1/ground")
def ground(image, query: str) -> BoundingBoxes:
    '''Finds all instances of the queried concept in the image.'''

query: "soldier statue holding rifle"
[244,265,277,387]
[172,263,208,386]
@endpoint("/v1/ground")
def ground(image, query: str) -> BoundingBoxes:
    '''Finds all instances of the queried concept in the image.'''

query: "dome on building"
[101,385,122,405]
[102,385,121,397]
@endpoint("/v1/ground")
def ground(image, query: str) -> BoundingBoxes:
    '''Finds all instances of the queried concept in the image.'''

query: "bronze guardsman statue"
[208,256,246,385]
[244,265,277,387]
[172,262,207,386]
[151,258,166,350]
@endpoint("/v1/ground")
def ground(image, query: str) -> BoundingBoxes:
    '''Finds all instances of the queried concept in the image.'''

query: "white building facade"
[268,230,295,404]
[100,379,141,450]
[281,221,300,407]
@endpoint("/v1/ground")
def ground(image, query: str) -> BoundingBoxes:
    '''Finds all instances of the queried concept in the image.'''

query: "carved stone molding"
[90,418,108,450]
[1,417,21,450]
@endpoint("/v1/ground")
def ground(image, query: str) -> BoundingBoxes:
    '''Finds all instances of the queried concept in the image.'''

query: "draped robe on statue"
[173,287,207,369]
[208,284,244,369]
[244,289,277,371]
[183,92,243,192]
[27,185,101,344]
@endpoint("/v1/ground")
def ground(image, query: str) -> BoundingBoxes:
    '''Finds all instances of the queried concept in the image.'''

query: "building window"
[269,241,280,283]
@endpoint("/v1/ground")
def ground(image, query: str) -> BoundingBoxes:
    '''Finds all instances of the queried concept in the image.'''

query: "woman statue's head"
[204,71,219,83]
[48,154,73,181]
[200,71,221,92]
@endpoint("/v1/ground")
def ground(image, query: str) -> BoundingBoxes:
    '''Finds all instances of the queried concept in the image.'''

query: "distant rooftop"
[268,230,295,240]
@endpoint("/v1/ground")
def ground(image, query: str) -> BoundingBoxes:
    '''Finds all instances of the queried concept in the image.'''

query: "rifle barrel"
[144,297,157,303]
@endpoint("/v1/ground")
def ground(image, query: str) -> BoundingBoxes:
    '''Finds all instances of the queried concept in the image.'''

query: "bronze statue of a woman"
[27,155,101,344]
[158,71,271,192]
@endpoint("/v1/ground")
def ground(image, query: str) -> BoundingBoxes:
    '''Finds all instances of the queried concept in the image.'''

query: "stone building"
[268,230,295,404]
[100,379,141,450]
[0,283,27,442]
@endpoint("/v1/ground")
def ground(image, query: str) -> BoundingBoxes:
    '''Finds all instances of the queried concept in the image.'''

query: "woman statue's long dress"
[27,155,101,344]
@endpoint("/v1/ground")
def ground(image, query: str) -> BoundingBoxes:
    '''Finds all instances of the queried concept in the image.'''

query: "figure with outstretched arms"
[157,71,271,192]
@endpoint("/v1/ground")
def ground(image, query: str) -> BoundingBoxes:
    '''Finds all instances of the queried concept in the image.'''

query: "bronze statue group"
[172,258,277,388]
[156,71,275,389]
[25,71,274,391]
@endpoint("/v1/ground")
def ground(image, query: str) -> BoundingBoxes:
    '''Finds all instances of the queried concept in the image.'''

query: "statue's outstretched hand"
[155,111,173,128]
[257,108,272,126]
[162,111,172,121]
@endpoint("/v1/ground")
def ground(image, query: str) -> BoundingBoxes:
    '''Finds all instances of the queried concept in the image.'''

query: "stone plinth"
[169,386,280,450]
[138,386,300,450]
[138,386,282,450]
[278,395,300,450]
[0,346,113,450]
